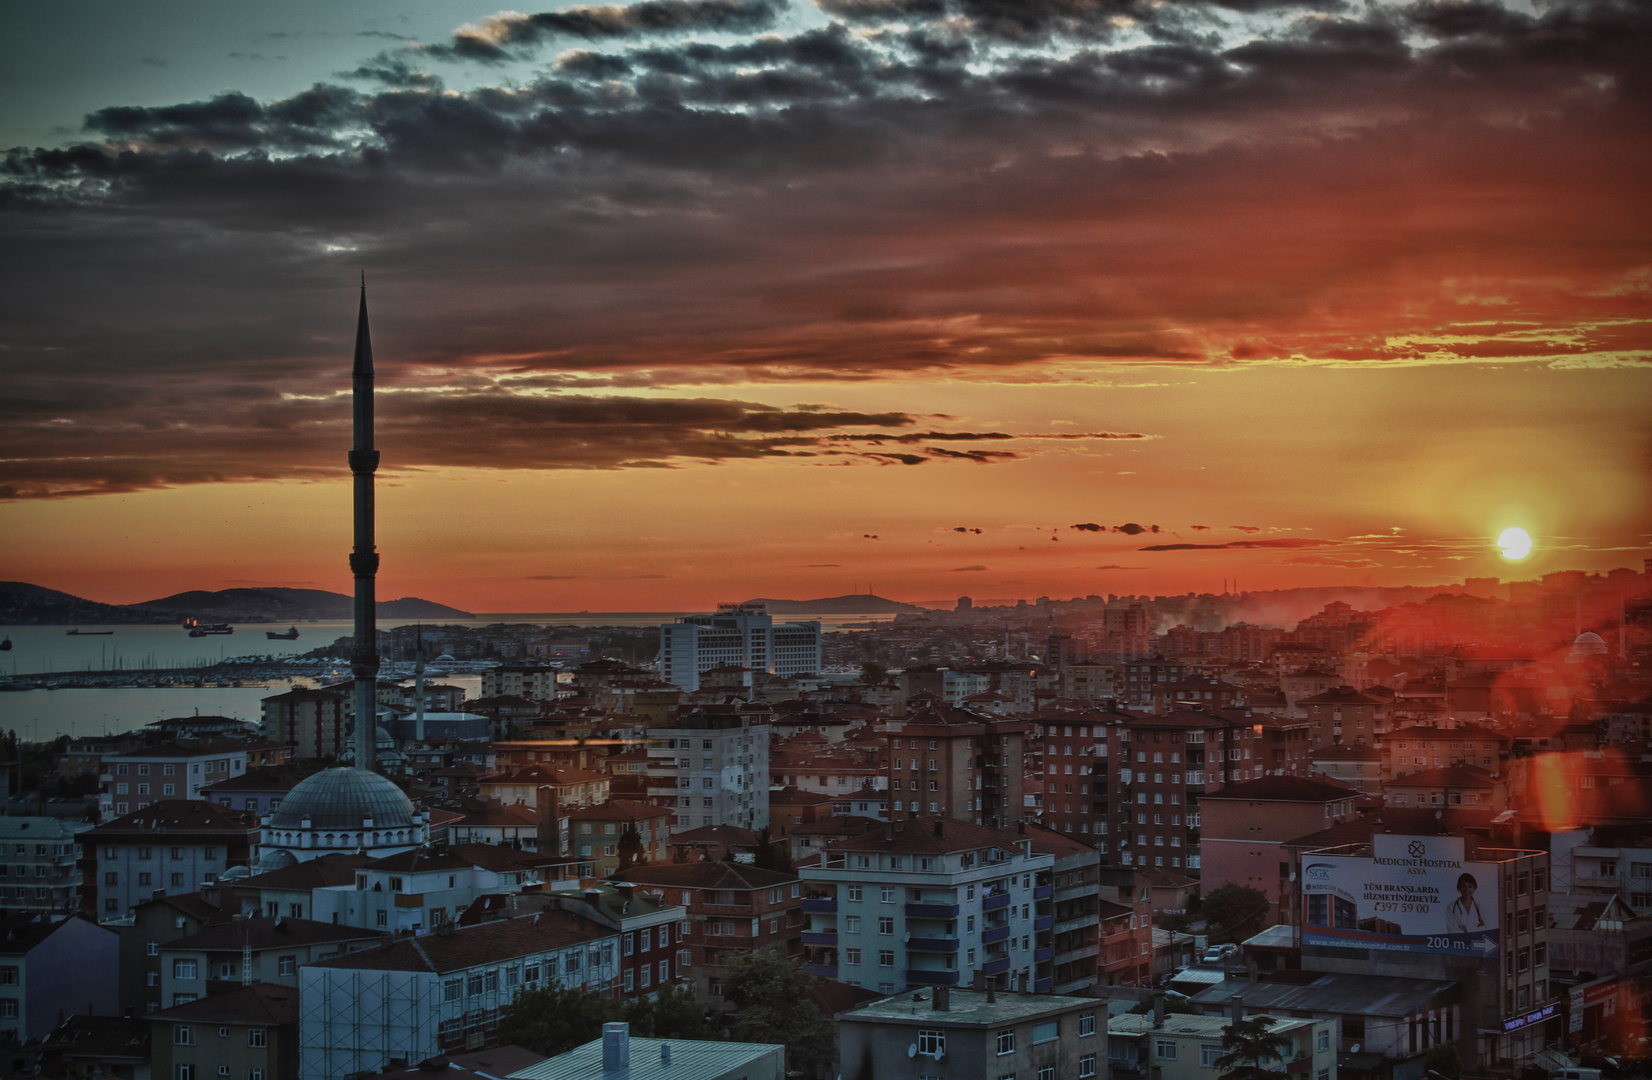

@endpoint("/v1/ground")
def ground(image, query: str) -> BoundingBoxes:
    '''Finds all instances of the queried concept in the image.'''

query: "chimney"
[933,986,950,1011]
[537,786,560,857]
[986,981,996,1003]
[660,1042,671,1066]
[1232,994,1245,1023]
[1153,992,1166,1029]
[601,1022,630,1071]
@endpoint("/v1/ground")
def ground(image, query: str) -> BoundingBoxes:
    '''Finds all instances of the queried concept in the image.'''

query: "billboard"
[1301,835,1501,958]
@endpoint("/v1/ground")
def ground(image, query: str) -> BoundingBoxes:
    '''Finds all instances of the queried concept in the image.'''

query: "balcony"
[807,964,837,979]
[1034,916,1053,931]
[1054,945,1098,967]
[905,902,959,919]
[981,956,1011,975]
[982,893,1011,911]
[907,937,960,953]
[800,897,837,913]
[1033,884,1053,899]
[905,969,961,985]
[982,926,1011,944]
[1035,946,1053,962]
[800,931,838,946]
[1034,977,1054,992]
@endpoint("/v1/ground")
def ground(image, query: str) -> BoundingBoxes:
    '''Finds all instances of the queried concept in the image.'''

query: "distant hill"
[741,593,925,615]
[0,581,471,625]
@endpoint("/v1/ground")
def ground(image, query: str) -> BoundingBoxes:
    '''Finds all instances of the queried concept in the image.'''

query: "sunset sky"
[2,0,1649,613]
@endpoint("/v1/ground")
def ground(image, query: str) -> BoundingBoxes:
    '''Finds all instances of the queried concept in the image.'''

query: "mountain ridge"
[0,581,472,625]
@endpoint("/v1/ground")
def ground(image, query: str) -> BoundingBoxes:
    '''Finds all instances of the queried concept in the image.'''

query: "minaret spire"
[349,277,380,772]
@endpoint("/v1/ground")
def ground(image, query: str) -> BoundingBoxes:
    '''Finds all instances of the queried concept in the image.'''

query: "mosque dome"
[1566,631,1609,663]
[268,768,417,830]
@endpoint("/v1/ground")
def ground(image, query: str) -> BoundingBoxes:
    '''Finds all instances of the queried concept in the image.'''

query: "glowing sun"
[1497,526,1533,560]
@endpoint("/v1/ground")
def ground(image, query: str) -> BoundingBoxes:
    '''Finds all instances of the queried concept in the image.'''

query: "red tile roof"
[311,910,614,974]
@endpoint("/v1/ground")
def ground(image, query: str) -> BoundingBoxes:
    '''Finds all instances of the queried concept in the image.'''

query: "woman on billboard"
[1446,872,1486,933]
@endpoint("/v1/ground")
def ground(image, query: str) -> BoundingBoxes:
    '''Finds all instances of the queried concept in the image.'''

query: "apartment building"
[885,701,1031,828]
[609,861,801,1007]
[0,915,118,1042]
[1097,708,1262,872]
[0,817,85,918]
[311,844,551,933]
[149,983,298,1080]
[298,911,620,1080]
[158,917,385,1007]
[83,800,258,921]
[799,817,1057,995]
[645,709,770,833]
[101,739,250,816]
[567,800,672,874]
[1110,1009,1337,1080]
[660,605,822,692]
[1199,775,1361,926]
[837,988,1105,1080]
[480,665,560,702]
[261,687,350,762]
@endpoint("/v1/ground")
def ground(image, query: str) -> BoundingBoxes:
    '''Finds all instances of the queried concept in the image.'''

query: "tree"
[495,982,620,1057]
[721,951,835,1077]
[623,985,721,1041]
[617,823,647,870]
[859,661,889,686]
[1201,883,1270,944]
[1213,1015,1295,1080]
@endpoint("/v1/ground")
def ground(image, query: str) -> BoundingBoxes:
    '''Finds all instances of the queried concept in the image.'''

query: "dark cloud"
[1112,523,1149,535]
[1139,538,1340,551]
[1070,523,1103,532]
[430,0,782,62]
[951,564,988,571]
[1094,564,1144,569]
[953,526,983,533]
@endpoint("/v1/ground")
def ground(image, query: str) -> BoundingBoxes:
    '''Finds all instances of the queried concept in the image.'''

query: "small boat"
[67,628,114,635]
[266,627,300,640]
[187,623,234,637]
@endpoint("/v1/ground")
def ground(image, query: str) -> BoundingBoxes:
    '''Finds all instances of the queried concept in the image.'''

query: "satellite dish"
[1288,872,1297,882]
[908,1044,918,1059]
[904,933,911,943]
[1350,1045,1361,1054]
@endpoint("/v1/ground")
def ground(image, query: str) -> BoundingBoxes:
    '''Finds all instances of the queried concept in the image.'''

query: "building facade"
[660,606,822,692]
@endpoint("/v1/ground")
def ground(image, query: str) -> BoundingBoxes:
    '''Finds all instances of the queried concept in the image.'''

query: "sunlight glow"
[1497,526,1533,561]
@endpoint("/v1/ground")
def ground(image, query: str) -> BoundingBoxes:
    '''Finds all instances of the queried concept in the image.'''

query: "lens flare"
[1497,526,1532,560]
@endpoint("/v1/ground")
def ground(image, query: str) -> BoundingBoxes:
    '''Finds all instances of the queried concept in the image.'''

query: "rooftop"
[840,988,1098,1026]
[1111,1011,1319,1038]
[1202,776,1356,803]
[511,1034,782,1080]
[147,982,298,1026]
[1189,971,1458,1017]
[311,910,612,974]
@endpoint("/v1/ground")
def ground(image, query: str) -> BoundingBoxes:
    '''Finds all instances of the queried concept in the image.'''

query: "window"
[248,1028,266,1047]
[0,967,15,987]
[1079,1054,1098,1077]
[878,917,894,935]
[1033,1020,1058,1043]
[1039,1069,1055,1080]
[175,1025,195,1045]
[0,999,15,1018]
[844,948,862,964]
[996,1030,1016,1055]
[878,950,895,967]
[173,959,198,980]
[881,886,895,903]
[847,885,863,902]
[1318,1030,1330,1052]
[1201,1045,1224,1067]
[1157,1040,1177,1059]
[175,1068,193,1080]
[277,956,296,976]
[1079,1012,1096,1036]
[444,978,462,1001]
[918,1030,945,1057]
[845,916,860,933]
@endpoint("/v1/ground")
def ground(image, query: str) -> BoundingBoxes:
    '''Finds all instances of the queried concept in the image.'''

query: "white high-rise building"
[659,604,822,692]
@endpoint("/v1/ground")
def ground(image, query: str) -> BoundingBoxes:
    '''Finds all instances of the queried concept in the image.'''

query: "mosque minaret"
[245,281,428,872]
